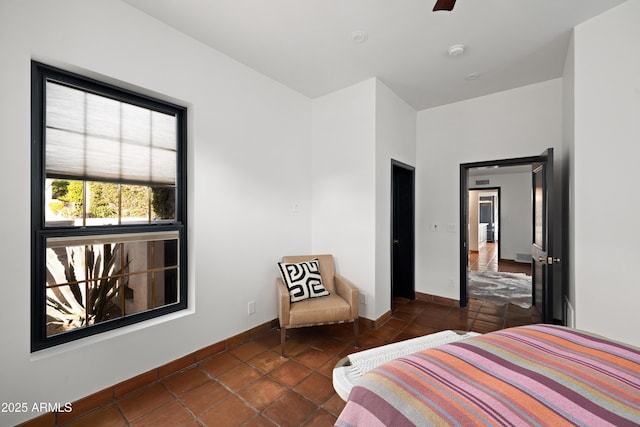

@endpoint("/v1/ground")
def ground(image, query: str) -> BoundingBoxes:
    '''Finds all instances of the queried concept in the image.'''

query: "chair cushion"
[278,258,330,303]
[289,294,351,326]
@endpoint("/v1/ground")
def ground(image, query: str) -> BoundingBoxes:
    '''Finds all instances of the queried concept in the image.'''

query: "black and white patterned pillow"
[278,259,330,303]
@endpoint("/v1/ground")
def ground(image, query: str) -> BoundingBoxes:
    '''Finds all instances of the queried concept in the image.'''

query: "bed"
[335,324,640,426]
[333,330,481,401]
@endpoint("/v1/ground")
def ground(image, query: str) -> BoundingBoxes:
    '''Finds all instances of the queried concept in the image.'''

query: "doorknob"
[393,239,400,245]
[538,256,561,265]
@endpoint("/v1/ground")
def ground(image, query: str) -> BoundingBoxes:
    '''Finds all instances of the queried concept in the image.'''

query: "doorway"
[391,160,415,306]
[459,149,558,323]
[467,183,534,308]
[468,187,501,267]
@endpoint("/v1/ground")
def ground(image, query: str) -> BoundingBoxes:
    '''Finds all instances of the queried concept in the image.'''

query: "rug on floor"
[468,270,532,308]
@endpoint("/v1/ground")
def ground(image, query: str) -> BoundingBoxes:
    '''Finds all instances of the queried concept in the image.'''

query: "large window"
[31,62,187,351]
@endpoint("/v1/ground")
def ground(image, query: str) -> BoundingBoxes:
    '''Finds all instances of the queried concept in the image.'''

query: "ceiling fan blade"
[433,0,456,11]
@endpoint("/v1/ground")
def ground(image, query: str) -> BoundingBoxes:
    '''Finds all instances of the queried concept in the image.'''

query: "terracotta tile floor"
[52,297,540,427]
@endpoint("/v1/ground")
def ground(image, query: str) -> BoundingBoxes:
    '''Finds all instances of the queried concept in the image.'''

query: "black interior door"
[392,161,415,302]
[531,148,555,323]
[460,151,558,310]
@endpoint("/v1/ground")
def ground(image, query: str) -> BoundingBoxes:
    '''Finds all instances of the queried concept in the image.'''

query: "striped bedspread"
[336,324,640,426]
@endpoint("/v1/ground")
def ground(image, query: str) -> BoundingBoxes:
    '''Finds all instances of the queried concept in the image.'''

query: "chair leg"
[281,327,286,357]
[353,320,359,348]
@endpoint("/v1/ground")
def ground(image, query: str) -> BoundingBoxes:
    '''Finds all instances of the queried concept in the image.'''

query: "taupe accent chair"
[277,254,359,357]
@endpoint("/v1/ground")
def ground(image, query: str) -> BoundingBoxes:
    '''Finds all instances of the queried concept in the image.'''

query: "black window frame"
[31,61,188,352]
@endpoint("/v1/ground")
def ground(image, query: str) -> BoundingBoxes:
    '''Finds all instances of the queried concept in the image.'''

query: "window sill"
[30,308,194,362]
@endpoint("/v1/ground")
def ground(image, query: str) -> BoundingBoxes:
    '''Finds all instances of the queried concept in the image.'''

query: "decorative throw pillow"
[278,258,330,303]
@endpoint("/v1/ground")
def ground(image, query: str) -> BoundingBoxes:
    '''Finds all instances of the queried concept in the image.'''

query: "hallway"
[469,242,531,275]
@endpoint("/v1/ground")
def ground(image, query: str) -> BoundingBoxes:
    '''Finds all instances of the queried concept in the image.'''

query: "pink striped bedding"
[336,324,640,426]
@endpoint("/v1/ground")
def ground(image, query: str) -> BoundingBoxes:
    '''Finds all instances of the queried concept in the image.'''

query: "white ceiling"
[123,0,626,110]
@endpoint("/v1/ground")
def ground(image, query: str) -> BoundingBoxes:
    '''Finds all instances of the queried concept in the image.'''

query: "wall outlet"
[447,223,456,233]
[248,301,256,315]
[448,278,455,288]
[359,294,366,305]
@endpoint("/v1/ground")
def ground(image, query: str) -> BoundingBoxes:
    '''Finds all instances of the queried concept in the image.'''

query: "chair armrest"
[334,274,359,319]
[276,278,291,327]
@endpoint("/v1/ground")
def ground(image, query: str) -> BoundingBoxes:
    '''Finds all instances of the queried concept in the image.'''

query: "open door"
[460,149,561,320]
[531,148,557,323]
[391,160,415,304]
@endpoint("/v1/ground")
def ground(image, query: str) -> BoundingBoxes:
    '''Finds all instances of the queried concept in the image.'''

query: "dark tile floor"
[55,296,540,427]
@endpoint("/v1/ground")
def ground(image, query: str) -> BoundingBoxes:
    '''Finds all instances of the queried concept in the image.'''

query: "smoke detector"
[351,30,369,44]
[447,44,465,57]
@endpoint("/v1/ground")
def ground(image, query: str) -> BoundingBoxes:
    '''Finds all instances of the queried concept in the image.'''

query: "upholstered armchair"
[277,254,359,357]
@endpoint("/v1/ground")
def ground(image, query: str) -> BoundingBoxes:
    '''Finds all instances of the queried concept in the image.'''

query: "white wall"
[562,33,576,327]
[311,79,377,318]
[0,1,311,424]
[571,0,640,346]
[374,80,417,318]
[416,79,563,300]
[311,78,416,320]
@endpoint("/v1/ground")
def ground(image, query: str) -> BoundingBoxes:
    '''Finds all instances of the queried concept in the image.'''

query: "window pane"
[45,179,84,227]
[161,238,179,305]
[46,181,157,226]
[123,271,151,315]
[123,239,179,312]
[47,284,87,336]
[46,245,88,336]
[151,186,176,222]
[121,184,150,224]
[84,242,124,325]
[123,240,152,315]
[44,232,180,337]
[86,277,123,326]
[87,182,119,225]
